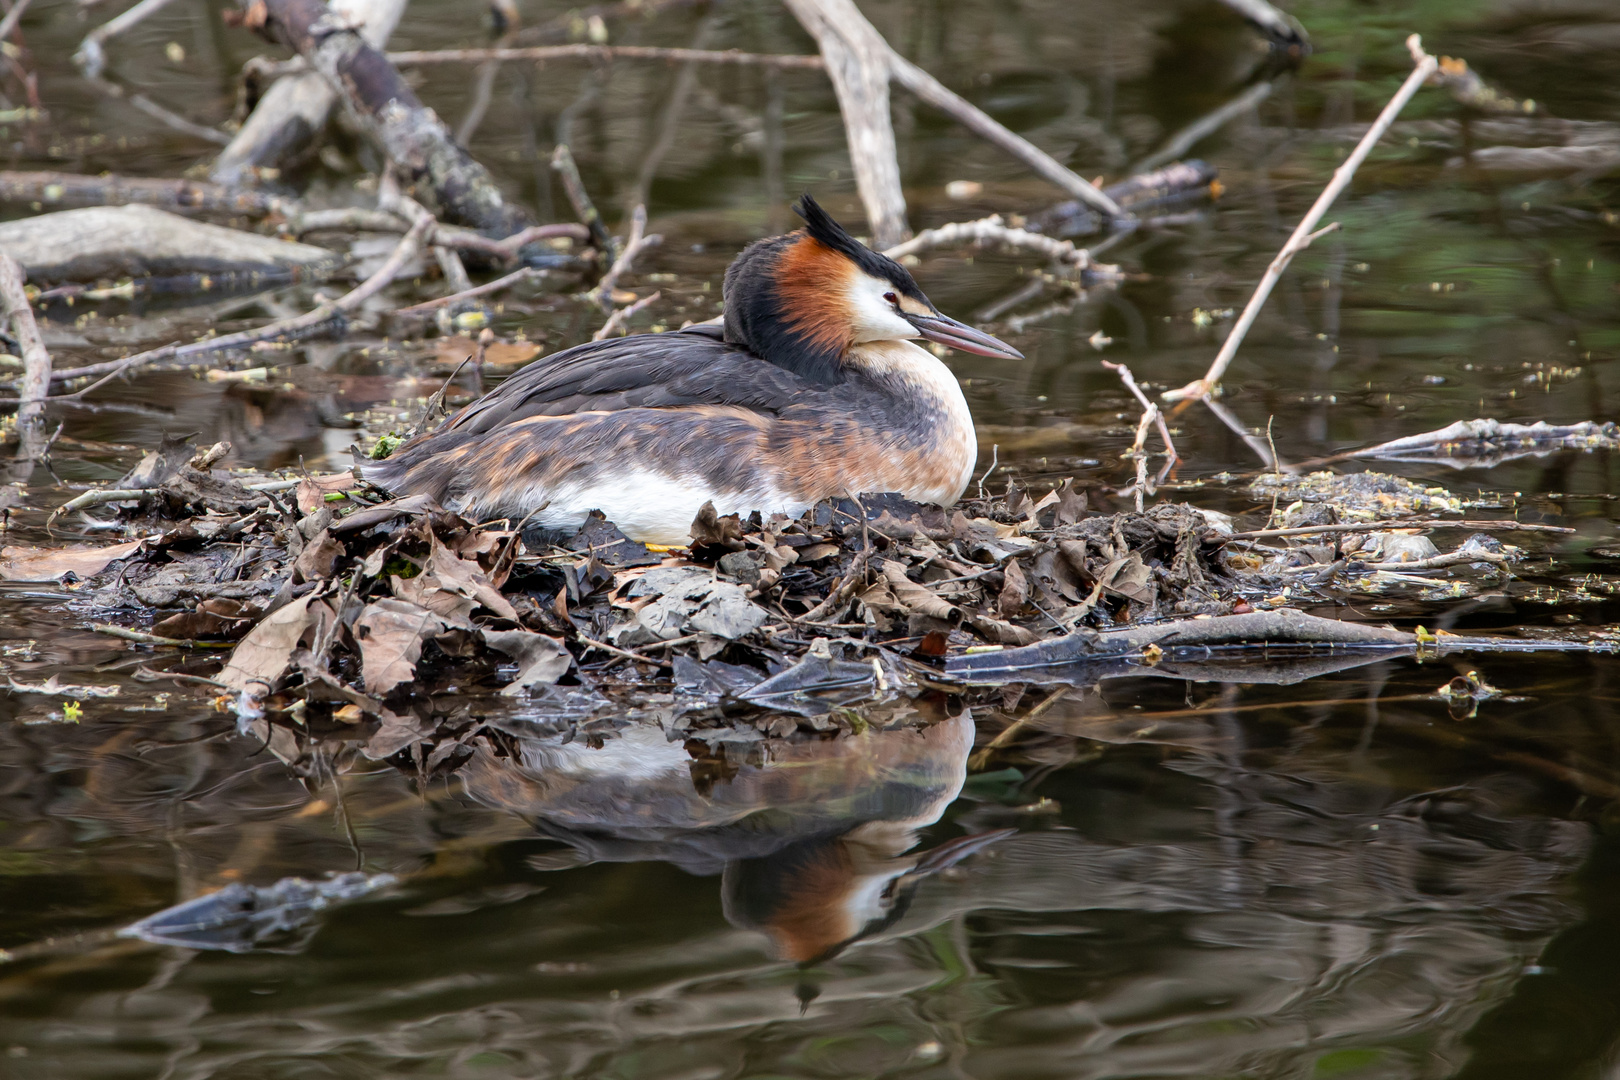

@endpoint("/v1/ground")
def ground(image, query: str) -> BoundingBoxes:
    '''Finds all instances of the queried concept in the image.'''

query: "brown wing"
[435,326,822,436]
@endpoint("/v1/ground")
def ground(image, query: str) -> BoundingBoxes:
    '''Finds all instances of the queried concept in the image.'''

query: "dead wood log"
[239,0,533,236]
[0,205,340,284]
[214,0,406,185]
[947,608,1611,683]
[0,170,296,217]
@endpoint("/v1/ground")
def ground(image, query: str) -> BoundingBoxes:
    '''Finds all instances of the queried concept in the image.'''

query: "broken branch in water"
[1163,36,1439,404]
[214,0,406,185]
[592,290,661,341]
[0,252,51,449]
[551,143,613,258]
[1216,0,1310,55]
[237,0,532,235]
[1102,360,1177,511]
[593,205,661,310]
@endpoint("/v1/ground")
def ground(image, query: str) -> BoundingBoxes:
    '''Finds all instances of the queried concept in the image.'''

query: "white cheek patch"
[846,272,920,344]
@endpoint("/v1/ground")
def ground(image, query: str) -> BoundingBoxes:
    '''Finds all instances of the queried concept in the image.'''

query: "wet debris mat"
[0,434,1610,773]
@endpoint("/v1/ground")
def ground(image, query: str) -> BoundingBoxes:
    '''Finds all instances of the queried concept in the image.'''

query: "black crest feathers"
[791,193,927,302]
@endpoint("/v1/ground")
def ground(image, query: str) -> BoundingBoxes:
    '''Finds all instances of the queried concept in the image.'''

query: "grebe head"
[722,194,1023,384]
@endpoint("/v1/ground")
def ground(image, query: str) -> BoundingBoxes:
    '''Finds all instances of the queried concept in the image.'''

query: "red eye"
[883,292,899,305]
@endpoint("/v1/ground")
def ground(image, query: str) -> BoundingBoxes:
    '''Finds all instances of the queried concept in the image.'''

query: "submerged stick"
[1163,37,1438,404]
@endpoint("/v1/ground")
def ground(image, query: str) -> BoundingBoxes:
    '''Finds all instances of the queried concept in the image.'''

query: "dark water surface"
[2,0,1620,1076]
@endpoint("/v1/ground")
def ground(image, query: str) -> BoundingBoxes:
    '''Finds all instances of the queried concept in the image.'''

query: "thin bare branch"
[1163,36,1438,404]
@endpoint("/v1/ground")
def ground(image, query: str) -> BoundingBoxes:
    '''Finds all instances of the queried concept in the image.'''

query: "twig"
[594,205,661,309]
[386,44,826,69]
[1163,36,1438,403]
[496,222,591,254]
[0,0,35,44]
[883,215,1091,267]
[1103,361,1175,512]
[431,246,472,295]
[89,623,226,648]
[968,686,1069,768]
[550,143,612,257]
[575,633,664,666]
[394,266,540,316]
[0,253,51,444]
[592,290,661,341]
[1220,519,1575,541]
[1102,361,1177,463]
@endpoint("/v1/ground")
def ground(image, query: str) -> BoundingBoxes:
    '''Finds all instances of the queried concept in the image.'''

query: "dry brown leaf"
[392,571,478,623]
[293,528,344,583]
[998,557,1029,618]
[218,594,318,693]
[481,629,572,695]
[352,598,445,695]
[426,535,519,621]
[0,540,143,582]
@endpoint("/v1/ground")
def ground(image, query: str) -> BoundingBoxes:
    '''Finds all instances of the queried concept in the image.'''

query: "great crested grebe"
[365,194,1022,545]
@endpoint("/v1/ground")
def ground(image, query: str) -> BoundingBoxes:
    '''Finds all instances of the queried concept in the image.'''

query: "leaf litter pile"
[7,419,1615,777]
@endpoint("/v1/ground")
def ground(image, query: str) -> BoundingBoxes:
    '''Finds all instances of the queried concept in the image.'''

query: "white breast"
[848,339,978,504]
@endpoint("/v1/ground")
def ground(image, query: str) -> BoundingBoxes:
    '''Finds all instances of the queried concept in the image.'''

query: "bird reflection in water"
[457,712,1009,965]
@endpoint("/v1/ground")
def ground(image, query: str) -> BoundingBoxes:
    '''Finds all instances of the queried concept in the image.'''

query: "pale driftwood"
[780,0,908,249]
[214,0,407,185]
[73,0,180,78]
[0,170,295,217]
[0,253,51,446]
[47,215,433,395]
[592,290,661,341]
[387,44,826,69]
[1163,37,1438,404]
[883,215,1092,266]
[241,0,532,236]
[0,205,340,284]
[1457,145,1620,174]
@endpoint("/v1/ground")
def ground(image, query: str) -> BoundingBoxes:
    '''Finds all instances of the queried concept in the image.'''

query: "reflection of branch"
[73,0,180,77]
[1201,395,1293,474]
[1133,80,1272,175]
[1163,36,1438,404]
